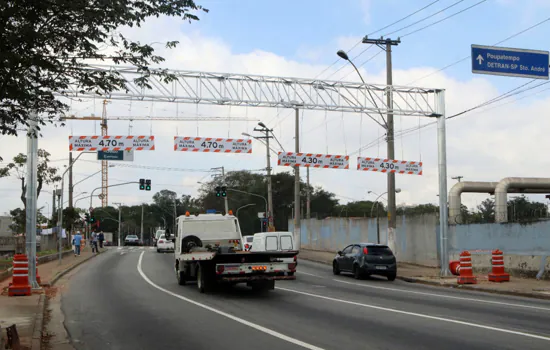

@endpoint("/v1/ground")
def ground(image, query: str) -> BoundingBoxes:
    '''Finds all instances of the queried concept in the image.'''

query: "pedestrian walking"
[91,231,99,254]
[72,232,83,256]
[98,231,105,248]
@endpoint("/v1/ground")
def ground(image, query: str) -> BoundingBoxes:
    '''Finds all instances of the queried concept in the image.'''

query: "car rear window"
[367,246,393,256]
[246,236,254,243]
[265,236,278,250]
[280,235,293,250]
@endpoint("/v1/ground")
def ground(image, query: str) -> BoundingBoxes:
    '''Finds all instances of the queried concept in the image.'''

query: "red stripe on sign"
[126,136,133,139]
[345,156,349,160]
[115,136,122,139]
[150,136,154,140]
[418,171,423,175]
[410,161,416,165]
[174,145,177,151]
[235,150,242,153]
[400,161,407,164]
[374,158,381,162]
[389,170,396,173]
[372,169,378,172]
[150,146,155,151]
[405,171,411,174]
[366,157,372,161]
[225,138,232,142]
[278,160,281,165]
[383,159,389,162]
[77,148,85,151]
[182,148,188,151]
[135,147,143,151]
[392,160,398,163]
[194,137,201,141]
[69,136,73,140]
[102,136,110,139]
[236,139,244,142]
[123,147,131,151]
[138,136,145,139]
[419,162,423,166]
[184,137,191,140]
[113,147,120,151]
[205,138,212,141]
[356,164,360,169]
[331,166,337,169]
[79,136,87,139]
[101,148,108,151]
[284,163,291,166]
[90,148,97,151]
[69,145,73,151]
[344,165,349,169]
[247,149,252,153]
[247,140,251,144]
[214,149,221,153]
[334,155,340,159]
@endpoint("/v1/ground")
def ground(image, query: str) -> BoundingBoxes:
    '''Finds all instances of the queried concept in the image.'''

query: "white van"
[250,231,298,274]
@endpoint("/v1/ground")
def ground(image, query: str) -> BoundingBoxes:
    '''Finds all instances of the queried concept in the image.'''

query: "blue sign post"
[471,45,549,80]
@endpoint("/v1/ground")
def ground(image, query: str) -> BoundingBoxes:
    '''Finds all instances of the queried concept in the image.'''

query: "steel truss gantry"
[60,64,449,276]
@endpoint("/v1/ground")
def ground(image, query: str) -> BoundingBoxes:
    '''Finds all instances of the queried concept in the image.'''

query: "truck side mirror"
[337,250,343,256]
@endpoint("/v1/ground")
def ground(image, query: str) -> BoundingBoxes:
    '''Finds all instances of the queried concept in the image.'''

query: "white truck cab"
[168,211,298,293]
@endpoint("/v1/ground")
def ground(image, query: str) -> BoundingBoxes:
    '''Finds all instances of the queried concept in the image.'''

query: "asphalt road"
[62,247,550,350]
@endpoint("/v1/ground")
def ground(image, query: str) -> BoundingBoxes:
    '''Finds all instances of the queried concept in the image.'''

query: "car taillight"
[288,263,296,271]
[216,265,225,274]
[158,240,164,243]
[293,255,297,262]
[363,247,368,254]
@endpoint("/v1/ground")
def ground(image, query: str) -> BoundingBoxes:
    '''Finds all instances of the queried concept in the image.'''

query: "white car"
[157,234,174,253]
[250,231,298,275]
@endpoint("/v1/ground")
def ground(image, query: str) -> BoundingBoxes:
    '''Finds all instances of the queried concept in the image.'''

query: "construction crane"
[100,100,109,207]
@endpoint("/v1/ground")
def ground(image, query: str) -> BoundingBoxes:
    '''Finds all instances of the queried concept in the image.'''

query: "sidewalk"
[299,249,550,299]
[0,245,99,349]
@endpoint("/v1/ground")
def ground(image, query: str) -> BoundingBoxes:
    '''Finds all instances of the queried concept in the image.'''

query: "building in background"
[0,215,13,237]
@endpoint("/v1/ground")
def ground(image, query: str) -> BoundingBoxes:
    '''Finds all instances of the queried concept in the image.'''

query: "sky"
[2,0,550,217]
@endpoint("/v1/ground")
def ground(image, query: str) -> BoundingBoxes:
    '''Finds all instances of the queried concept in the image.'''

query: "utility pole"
[173,199,177,232]
[362,36,400,250]
[25,116,40,289]
[140,204,144,243]
[114,202,122,246]
[306,167,311,219]
[294,107,301,250]
[252,123,275,229]
[68,152,73,208]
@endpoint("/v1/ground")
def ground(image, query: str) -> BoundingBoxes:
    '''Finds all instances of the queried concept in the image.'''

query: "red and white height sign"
[69,136,155,151]
[174,137,252,153]
[278,152,349,169]
[357,157,423,175]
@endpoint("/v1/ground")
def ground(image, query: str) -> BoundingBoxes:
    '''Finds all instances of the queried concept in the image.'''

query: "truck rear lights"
[216,265,225,274]
[251,265,267,271]
[288,263,296,271]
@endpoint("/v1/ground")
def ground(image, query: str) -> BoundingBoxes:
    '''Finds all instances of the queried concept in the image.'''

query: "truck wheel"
[197,263,214,293]
[176,264,186,286]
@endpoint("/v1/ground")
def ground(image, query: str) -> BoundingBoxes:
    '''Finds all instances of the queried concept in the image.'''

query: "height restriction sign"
[69,136,155,151]
[174,137,252,153]
[278,152,349,169]
[357,157,423,175]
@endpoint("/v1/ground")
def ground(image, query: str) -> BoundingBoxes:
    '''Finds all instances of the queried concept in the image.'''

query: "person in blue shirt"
[73,232,83,256]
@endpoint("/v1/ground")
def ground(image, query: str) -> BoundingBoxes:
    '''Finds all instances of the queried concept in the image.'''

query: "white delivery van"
[250,231,298,274]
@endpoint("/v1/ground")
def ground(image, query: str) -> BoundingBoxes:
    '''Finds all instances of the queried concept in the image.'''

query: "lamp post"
[369,189,401,244]
[58,151,94,264]
[236,203,256,218]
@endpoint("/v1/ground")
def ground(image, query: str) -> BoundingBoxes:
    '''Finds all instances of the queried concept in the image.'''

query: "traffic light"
[261,218,268,232]
[85,213,90,223]
[215,186,221,197]
[221,186,227,197]
[145,179,151,191]
[90,215,96,224]
[139,178,145,190]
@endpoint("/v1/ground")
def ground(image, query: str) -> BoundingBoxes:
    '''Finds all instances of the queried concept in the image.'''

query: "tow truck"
[166,210,298,293]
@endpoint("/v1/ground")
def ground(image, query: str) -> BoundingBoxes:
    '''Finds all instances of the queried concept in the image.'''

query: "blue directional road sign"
[471,45,549,80]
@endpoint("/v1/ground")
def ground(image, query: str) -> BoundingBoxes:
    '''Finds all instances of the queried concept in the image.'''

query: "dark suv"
[333,243,397,281]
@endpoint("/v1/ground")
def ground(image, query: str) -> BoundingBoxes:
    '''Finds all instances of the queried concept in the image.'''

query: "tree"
[309,187,339,219]
[0,149,61,207]
[477,198,495,222]
[0,1,208,135]
[9,207,47,234]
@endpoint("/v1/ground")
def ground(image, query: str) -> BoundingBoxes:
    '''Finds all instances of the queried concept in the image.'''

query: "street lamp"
[236,203,256,218]
[337,49,397,242]
[369,188,401,244]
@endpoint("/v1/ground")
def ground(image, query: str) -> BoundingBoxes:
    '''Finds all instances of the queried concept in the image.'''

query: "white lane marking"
[117,247,123,250]
[299,271,324,278]
[137,252,324,350]
[332,279,550,312]
[276,287,550,342]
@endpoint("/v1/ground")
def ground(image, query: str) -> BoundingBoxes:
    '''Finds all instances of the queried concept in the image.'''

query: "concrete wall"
[290,215,550,277]
[0,216,12,236]
[289,214,440,267]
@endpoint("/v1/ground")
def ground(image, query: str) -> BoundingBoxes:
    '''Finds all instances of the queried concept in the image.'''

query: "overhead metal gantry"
[62,64,442,119]
[59,64,449,276]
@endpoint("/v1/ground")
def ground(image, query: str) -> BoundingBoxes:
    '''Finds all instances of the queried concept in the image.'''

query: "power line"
[383,0,466,37]
[400,0,487,38]
[314,0,444,80]
[407,16,550,85]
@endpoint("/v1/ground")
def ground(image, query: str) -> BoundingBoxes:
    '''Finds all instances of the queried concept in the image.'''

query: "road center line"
[332,278,550,312]
[136,251,324,350]
[275,286,550,342]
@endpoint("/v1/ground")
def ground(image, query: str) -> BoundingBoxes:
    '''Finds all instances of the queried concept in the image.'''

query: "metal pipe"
[436,90,450,277]
[294,107,301,250]
[25,116,39,289]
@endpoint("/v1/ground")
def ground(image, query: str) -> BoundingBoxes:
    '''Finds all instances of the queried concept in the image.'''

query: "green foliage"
[0,149,61,207]
[9,207,47,234]
[0,0,208,135]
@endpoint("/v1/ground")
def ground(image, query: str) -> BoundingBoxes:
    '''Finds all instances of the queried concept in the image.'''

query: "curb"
[299,255,550,301]
[30,251,101,350]
[0,250,74,283]
[30,294,46,350]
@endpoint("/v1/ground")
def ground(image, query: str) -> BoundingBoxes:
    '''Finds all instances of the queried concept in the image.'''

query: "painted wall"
[290,215,550,276]
[289,214,440,267]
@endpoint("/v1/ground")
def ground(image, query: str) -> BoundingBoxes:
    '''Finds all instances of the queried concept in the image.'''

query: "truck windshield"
[182,219,239,240]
